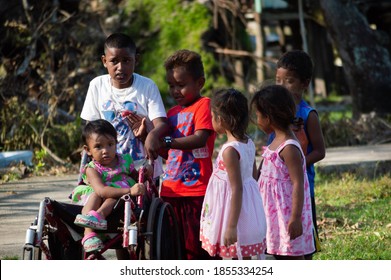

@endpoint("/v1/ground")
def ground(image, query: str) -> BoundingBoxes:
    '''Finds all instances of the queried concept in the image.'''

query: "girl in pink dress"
[251,85,314,259]
[200,88,267,260]
[73,120,148,252]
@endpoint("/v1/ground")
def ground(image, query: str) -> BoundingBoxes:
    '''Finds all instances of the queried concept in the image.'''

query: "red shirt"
[161,97,216,197]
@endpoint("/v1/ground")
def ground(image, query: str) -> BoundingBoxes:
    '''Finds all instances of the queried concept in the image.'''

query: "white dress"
[200,139,267,258]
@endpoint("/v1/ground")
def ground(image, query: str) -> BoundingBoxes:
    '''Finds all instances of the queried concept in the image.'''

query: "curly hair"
[164,49,204,80]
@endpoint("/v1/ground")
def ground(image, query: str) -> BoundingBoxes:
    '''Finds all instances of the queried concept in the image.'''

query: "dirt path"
[0,173,78,259]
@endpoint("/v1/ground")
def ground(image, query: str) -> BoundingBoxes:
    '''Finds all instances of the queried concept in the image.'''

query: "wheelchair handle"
[137,167,144,208]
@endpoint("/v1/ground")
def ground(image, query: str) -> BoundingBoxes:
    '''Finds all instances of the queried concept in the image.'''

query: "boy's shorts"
[161,196,219,260]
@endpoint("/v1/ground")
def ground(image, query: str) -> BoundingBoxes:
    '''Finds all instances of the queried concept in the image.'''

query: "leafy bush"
[123,0,229,106]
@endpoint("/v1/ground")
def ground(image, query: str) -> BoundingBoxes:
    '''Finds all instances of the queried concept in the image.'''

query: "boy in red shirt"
[160,50,216,259]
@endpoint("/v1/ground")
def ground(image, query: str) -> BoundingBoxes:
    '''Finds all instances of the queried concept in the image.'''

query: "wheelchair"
[22,165,184,260]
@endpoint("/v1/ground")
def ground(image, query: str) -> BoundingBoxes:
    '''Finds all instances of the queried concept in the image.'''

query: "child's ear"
[83,145,92,156]
[101,55,107,68]
[217,115,224,126]
[197,76,205,90]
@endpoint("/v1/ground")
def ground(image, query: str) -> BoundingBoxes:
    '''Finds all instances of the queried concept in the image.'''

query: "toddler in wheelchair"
[71,119,151,252]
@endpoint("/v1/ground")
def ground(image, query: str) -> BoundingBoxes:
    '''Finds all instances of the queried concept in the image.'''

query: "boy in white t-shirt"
[81,32,168,178]
[79,33,168,259]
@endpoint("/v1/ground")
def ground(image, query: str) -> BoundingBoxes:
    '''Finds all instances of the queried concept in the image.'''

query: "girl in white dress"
[200,88,267,259]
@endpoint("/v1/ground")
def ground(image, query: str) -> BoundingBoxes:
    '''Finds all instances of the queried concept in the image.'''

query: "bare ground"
[0,173,78,259]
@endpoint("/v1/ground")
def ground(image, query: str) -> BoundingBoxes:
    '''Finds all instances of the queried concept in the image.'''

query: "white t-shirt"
[81,73,166,177]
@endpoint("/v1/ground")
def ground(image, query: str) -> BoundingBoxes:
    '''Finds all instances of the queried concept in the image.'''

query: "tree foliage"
[0,0,247,165]
[121,0,228,107]
[1,0,101,164]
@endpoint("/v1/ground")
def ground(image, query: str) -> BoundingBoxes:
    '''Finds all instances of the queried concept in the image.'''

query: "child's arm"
[155,129,211,160]
[305,111,326,166]
[166,129,212,150]
[145,117,169,160]
[85,167,145,198]
[280,145,304,240]
[255,158,263,180]
[222,147,242,247]
[157,148,169,159]
[252,159,258,180]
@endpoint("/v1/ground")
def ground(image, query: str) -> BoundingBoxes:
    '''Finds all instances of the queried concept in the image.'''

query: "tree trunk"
[319,0,391,118]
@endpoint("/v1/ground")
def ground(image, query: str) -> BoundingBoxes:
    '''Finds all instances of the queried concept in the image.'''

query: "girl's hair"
[212,88,249,140]
[104,33,137,54]
[82,119,118,145]
[164,49,204,80]
[250,85,296,130]
[277,50,313,82]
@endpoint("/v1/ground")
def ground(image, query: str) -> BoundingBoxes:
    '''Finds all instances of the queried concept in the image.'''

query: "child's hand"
[288,217,303,240]
[223,226,237,247]
[143,163,153,179]
[124,112,147,140]
[129,183,146,196]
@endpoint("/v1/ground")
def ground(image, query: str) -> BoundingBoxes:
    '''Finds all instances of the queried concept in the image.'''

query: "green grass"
[314,174,391,260]
[1,255,18,260]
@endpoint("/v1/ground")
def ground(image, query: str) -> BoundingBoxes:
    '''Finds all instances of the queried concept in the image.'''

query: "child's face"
[211,111,224,135]
[85,133,117,167]
[256,111,273,134]
[275,67,308,104]
[166,66,204,107]
[102,47,138,89]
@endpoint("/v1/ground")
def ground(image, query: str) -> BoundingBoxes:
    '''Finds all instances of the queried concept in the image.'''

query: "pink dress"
[200,139,267,258]
[259,139,314,256]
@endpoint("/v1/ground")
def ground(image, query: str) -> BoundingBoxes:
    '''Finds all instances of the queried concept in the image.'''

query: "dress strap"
[276,139,305,160]
[220,141,242,160]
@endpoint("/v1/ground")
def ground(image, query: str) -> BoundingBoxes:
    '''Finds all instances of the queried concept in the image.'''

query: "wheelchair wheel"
[155,201,184,259]
[144,197,184,260]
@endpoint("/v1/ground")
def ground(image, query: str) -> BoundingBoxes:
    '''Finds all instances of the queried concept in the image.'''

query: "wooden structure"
[245,0,339,102]
[244,0,391,102]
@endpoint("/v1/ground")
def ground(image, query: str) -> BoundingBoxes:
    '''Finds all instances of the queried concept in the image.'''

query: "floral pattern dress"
[258,139,314,256]
[71,153,136,205]
[200,139,267,258]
